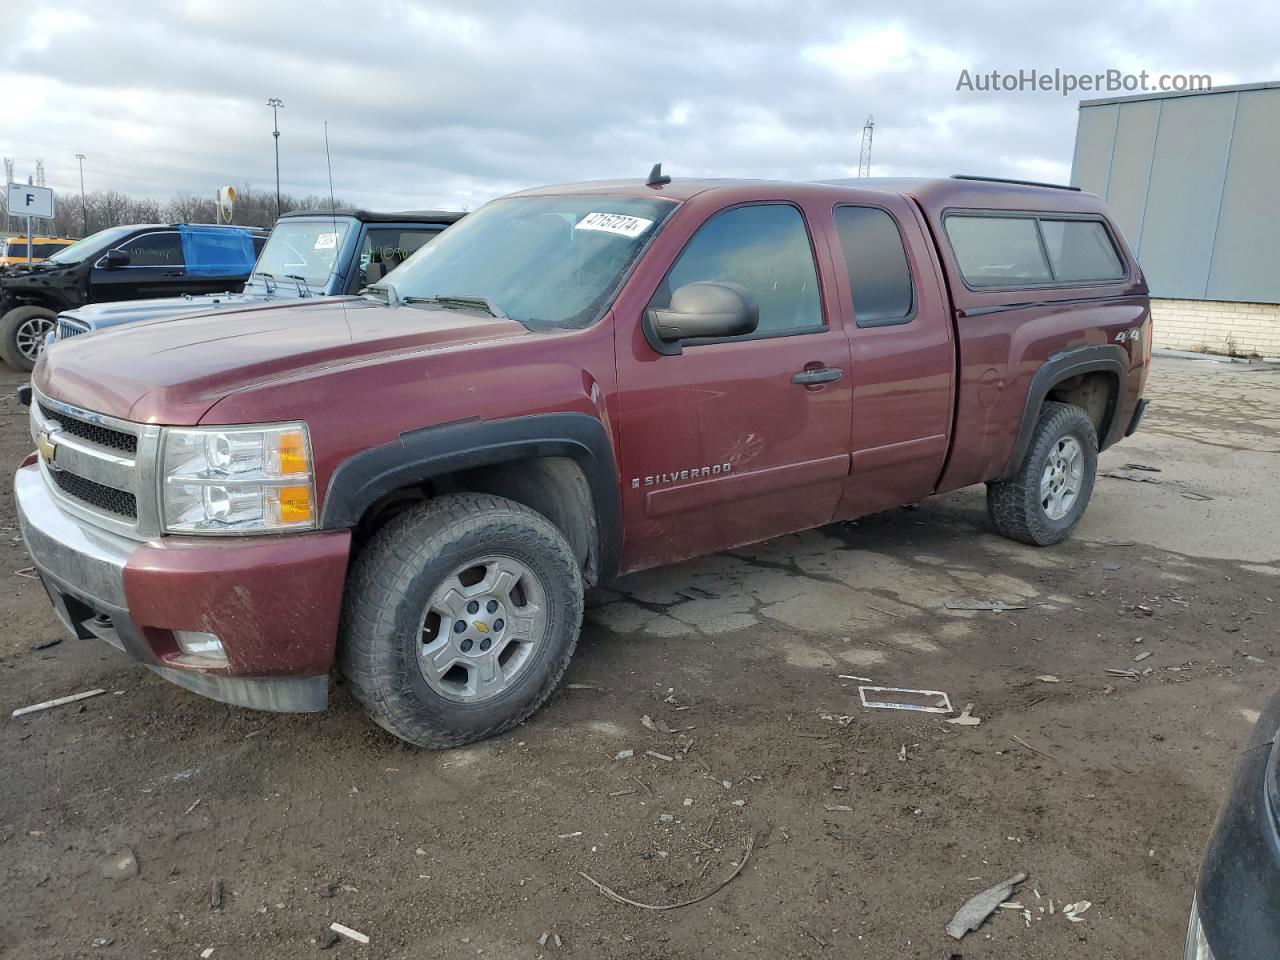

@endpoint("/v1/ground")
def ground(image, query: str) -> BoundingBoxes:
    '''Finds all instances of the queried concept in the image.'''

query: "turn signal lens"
[276,431,310,476]
[273,484,314,526]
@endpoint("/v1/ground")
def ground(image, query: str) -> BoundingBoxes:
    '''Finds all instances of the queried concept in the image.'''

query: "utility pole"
[75,154,87,236]
[267,98,284,219]
[858,115,875,178]
[3,158,12,234]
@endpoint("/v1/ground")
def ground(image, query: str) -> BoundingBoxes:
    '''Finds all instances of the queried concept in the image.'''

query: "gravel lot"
[2,356,1277,959]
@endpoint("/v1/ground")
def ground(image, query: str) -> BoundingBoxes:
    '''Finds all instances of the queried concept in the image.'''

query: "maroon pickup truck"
[16,171,1150,747]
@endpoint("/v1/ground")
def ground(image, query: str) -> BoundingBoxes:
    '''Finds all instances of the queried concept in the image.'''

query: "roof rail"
[951,174,1081,192]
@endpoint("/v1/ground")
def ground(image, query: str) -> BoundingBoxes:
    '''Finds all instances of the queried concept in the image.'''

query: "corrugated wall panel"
[1206,90,1280,301]
[1070,103,1117,198]
[1102,100,1161,252]
[1137,94,1237,299]
[1072,86,1280,304]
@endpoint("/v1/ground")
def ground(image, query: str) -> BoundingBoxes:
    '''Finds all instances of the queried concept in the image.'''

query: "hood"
[62,286,288,331]
[1,259,76,280]
[36,297,530,424]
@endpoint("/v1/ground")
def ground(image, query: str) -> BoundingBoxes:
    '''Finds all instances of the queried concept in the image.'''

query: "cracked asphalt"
[2,357,1277,959]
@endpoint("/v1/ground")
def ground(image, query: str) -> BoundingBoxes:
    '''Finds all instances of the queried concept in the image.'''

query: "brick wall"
[1151,298,1280,358]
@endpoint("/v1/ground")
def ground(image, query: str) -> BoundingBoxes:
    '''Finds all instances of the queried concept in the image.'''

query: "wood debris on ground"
[12,689,106,718]
[329,922,370,945]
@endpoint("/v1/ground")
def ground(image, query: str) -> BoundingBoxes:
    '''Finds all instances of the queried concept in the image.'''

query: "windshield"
[380,195,677,331]
[251,218,354,288]
[45,225,138,263]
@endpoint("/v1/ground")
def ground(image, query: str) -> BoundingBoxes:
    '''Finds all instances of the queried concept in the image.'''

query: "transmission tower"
[857,115,875,178]
[35,160,46,187]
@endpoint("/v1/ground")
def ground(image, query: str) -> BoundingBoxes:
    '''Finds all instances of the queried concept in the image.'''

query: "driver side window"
[118,231,183,267]
[651,203,824,338]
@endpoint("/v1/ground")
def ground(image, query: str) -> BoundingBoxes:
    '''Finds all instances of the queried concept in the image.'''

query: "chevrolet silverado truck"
[50,208,463,346]
[15,171,1151,748]
[0,222,267,371]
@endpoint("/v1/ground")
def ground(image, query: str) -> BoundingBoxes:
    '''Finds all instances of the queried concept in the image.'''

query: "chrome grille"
[56,317,90,340]
[39,403,138,453]
[31,389,162,540]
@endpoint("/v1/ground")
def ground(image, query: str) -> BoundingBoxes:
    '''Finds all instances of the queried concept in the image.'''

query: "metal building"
[1071,82,1280,357]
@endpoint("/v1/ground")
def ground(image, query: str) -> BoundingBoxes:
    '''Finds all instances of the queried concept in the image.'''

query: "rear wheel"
[1,305,57,372]
[987,401,1098,546]
[338,493,583,748]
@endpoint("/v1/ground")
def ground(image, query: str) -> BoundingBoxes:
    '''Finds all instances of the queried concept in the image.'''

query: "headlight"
[1184,897,1216,960]
[161,423,316,534]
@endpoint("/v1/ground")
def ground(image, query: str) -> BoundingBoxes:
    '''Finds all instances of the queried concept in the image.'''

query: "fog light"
[175,630,225,659]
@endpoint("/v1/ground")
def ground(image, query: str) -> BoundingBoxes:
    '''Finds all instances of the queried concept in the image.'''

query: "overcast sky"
[2,0,1276,213]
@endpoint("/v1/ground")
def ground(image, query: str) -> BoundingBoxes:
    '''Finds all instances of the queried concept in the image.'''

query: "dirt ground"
[2,356,1277,960]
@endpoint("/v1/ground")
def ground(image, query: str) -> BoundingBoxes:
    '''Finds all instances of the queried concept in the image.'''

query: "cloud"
[1,0,1275,212]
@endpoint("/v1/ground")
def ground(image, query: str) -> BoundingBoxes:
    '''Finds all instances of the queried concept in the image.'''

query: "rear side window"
[1039,219,1124,282]
[945,216,1051,287]
[656,203,823,337]
[945,213,1126,289]
[833,206,915,326]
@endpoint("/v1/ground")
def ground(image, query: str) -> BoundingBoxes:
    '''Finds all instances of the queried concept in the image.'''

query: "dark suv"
[0,223,267,371]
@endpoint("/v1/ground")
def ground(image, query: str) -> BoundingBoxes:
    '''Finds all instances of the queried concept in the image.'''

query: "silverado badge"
[36,430,57,464]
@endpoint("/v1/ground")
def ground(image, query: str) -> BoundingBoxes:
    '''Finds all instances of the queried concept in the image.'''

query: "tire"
[338,493,584,748]
[987,401,1098,546]
[1,305,57,372]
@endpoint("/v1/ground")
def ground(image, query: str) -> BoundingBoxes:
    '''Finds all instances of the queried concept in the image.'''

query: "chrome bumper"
[16,464,327,712]
[16,461,136,648]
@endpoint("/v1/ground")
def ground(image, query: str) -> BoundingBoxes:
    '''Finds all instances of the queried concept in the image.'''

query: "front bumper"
[1192,691,1280,960]
[16,462,351,713]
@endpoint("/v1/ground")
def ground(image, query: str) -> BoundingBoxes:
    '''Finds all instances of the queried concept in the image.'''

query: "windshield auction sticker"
[314,232,338,250]
[575,212,653,239]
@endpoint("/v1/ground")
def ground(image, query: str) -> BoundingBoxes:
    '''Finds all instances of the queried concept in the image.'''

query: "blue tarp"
[179,225,257,277]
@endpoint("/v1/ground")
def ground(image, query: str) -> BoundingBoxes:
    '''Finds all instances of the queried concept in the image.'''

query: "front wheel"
[0,305,57,372]
[987,401,1098,546]
[339,493,584,748]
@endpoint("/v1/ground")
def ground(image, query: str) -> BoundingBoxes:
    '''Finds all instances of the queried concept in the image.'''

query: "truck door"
[615,201,853,572]
[828,200,955,518]
[90,230,187,302]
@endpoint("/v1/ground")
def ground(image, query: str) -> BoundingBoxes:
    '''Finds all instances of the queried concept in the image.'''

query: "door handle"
[791,367,843,385]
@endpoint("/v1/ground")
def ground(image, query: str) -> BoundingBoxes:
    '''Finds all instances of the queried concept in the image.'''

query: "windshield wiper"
[401,295,507,319]
[283,274,312,297]
[252,270,278,295]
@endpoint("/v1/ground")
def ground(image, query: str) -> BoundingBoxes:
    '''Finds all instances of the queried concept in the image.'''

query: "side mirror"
[645,281,759,355]
[100,248,130,268]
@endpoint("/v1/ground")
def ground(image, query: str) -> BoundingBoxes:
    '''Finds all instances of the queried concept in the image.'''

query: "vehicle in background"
[1185,690,1280,960]
[50,209,464,347]
[0,235,76,267]
[17,172,1151,749]
[0,222,267,371]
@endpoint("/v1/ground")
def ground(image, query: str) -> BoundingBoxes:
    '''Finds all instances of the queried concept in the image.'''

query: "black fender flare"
[321,412,622,582]
[1000,344,1127,480]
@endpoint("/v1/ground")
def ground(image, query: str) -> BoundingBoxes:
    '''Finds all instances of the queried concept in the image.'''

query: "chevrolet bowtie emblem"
[36,430,57,464]
[474,621,490,634]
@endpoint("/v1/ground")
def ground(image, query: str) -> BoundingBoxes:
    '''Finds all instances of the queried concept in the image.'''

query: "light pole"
[75,153,87,236]
[266,98,284,219]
